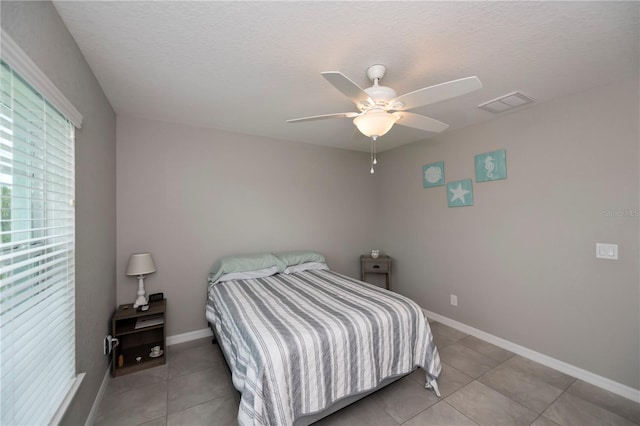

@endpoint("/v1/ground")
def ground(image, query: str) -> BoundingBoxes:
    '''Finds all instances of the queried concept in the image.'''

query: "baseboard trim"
[166,327,213,346]
[85,365,110,426]
[423,309,640,403]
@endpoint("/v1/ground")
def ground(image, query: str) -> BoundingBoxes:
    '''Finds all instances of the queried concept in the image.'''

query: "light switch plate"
[596,243,618,260]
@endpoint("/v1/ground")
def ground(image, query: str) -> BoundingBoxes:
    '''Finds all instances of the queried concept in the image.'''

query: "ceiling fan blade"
[321,71,373,107]
[287,112,359,123]
[390,76,482,110]
[393,112,449,133]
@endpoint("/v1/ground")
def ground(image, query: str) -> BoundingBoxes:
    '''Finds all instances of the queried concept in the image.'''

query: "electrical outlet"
[450,294,458,306]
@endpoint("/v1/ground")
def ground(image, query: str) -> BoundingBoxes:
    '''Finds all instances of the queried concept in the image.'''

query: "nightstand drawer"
[363,261,389,273]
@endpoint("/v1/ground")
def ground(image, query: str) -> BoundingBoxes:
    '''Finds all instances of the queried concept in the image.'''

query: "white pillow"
[283,262,329,274]
[214,266,280,283]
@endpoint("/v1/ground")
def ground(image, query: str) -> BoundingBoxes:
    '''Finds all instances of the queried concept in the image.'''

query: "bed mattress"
[206,269,440,426]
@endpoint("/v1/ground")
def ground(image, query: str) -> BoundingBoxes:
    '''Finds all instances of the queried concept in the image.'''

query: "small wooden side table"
[360,255,392,290]
[111,299,166,377]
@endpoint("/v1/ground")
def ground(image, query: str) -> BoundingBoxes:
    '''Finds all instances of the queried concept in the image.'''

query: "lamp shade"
[353,111,398,138]
[126,253,157,276]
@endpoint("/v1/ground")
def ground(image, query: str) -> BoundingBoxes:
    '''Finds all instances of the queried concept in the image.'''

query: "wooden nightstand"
[111,299,166,377]
[360,255,392,290]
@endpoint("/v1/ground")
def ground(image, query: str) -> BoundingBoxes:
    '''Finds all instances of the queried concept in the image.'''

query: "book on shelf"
[135,314,164,329]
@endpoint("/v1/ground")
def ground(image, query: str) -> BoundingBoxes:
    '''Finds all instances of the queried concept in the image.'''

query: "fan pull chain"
[370,138,374,174]
[373,138,378,165]
[370,136,378,174]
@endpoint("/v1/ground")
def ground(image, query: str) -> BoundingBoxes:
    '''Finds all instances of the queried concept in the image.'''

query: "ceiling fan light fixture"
[353,111,398,138]
[288,66,483,150]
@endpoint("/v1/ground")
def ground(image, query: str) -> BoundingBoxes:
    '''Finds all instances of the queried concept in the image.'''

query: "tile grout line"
[471,352,575,424]
[163,342,241,422]
[398,356,478,425]
[442,399,482,426]
[433,321,580,422]
[442,337,549,424]
[526,377,577,426]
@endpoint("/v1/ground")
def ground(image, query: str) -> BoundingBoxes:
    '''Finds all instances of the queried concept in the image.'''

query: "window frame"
[0,29,84,426]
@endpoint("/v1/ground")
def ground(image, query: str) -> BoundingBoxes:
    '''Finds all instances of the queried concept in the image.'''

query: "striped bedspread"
[206,269,441,426]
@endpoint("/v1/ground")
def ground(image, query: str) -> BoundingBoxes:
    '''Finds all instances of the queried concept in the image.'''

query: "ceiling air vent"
[478,91,535,113]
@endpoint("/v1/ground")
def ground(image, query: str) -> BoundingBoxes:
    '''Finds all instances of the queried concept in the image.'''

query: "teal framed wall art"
[475,149,507,182]
[423,161,445,188]
[447,179,474,207]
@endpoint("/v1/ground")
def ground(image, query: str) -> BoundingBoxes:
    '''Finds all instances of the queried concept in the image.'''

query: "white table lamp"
[126,253,157,308]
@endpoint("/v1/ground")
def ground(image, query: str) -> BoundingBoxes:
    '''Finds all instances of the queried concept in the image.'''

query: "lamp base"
[133,275,148,308]
[133,295,148,309]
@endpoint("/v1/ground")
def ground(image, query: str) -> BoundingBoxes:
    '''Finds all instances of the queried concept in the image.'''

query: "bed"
[205,252,441,426]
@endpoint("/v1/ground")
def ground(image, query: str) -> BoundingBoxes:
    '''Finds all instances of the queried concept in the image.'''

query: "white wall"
[1,1,117,424]
[375,79,639,390]
[116,116,377,335]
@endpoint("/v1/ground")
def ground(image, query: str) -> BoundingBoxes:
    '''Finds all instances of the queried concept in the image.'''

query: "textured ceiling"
[52,1,638,152]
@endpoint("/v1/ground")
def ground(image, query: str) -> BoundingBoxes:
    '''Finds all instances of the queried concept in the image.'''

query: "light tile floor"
[94,322,640,426]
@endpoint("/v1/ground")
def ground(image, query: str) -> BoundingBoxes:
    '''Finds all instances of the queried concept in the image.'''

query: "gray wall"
[375,79,639,390]
[116,116,377,336]
[1,1,117,424]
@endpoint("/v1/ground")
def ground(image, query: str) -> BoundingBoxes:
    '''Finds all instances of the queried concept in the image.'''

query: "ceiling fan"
[287,64,482,173]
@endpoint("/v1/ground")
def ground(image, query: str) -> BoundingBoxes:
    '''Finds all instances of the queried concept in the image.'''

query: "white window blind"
[0,58,77,425]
